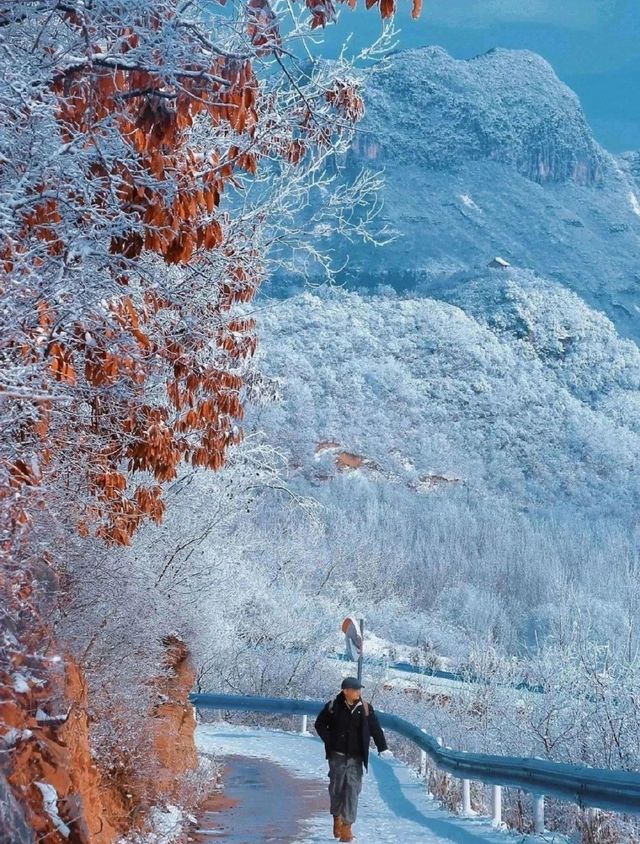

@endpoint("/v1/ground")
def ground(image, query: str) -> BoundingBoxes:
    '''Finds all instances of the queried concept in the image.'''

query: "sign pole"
[357,617,365,684]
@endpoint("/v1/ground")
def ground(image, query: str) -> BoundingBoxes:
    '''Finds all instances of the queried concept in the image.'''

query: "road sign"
[342,615,365,683]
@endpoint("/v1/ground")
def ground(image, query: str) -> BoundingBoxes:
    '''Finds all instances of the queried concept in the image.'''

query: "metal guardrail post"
[419,749,427,777]
[533,793,545,833]
[461,779,472,815]
[301,714,308,735]
[491,784,502,826]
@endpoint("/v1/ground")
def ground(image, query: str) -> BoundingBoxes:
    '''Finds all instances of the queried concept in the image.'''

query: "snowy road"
[196,724,543,844]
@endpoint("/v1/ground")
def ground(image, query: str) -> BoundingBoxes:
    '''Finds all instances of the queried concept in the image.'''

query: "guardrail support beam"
[300,714,308,735]
[533,793,545,833]
[491,784,502,826]
[419,749,427,777]
[461,779,472,815]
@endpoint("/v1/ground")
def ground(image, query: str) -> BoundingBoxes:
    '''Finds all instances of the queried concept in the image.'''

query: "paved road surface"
[196,724,547,843]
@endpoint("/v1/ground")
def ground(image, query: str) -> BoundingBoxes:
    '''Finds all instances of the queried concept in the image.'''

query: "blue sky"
[324,0,639,152]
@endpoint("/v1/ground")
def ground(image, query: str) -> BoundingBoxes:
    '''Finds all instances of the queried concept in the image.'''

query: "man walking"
[314,677,392,842]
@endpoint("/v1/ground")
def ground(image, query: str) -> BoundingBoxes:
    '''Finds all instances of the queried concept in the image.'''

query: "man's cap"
[341,676,364,690]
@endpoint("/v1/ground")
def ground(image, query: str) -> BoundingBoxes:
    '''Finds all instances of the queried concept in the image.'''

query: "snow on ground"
[197,723,555,843]
[118,804,188,844]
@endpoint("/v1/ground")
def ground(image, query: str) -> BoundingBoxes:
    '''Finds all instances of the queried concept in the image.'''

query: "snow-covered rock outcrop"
[286,46,640,342]
[355,46,605,185]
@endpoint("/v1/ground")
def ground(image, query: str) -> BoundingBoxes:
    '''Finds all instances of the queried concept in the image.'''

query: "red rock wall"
[2,638,198,843]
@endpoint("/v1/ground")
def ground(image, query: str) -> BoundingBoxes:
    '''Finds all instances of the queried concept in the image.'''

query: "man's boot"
[332,816,343,839]
[339,822,354,842]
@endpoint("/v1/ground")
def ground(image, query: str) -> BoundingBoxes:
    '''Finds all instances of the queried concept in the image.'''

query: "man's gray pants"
[328,753,363,825]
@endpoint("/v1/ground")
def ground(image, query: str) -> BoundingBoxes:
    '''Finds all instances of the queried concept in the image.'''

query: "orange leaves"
[88,473,164,543]
[135,484,165,525]
[287,139,306,165]
[217,328,257,359]
[22,196,63,252]
[111,233,144,260]
[9,458,42,489]
[113,296,140,330]
[237,151,258,174]
[217,79,259,137]
[51,21,260,275]
[92,471,127,499]
[380,0,396,18]
[325,82,365,124]
[126,411,182,482]
[196,219,224,251]
[164,228,196,264]
[334,0,400,18]
[247,0,281,53]
[306,0,338,28]
[227,317,256,333]
[203,185,221,214]
[48,343,76,385]
[85,352,121,387]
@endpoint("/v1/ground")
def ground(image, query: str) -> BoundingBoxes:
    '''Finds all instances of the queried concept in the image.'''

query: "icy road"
[196,724,547,843]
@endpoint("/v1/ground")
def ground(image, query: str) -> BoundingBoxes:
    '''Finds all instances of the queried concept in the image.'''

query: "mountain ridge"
[287,45,640,343]
[353,45,606,185]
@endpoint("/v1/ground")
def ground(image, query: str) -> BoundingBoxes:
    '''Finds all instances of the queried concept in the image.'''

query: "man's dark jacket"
[314,693,388,771]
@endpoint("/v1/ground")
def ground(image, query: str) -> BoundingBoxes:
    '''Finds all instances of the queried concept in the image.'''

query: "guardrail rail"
[190,692,640,833]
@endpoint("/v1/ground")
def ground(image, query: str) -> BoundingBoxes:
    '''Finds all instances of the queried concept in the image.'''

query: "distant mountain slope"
[293,47,640,341]
[357,46,605,184]
[253,271,640,516]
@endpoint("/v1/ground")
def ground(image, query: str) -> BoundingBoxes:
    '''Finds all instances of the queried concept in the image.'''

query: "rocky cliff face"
[286,47,640,342]
[150,635,199,799]
[2,655,125,844]
[355,46,606,185]
[2,637,198,844]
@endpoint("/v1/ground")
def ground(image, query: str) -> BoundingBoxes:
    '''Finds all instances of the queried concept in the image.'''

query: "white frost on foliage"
[254,273,640,515]
[2,728,32,748]
[118,804,184,844]
[13,674,30,694]
[147,805,183,844]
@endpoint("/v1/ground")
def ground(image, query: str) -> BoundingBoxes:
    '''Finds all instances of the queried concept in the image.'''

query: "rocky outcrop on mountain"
[285,47,640,342]
[355,47,606,185]
[619,150,640,191]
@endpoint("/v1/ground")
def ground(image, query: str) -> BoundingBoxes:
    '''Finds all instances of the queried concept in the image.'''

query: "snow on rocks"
[117,804,185,844]
[35,782,71,839]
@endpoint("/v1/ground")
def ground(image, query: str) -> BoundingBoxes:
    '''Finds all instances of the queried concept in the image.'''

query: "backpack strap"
[328,699,335,715]
[362,700,370,716]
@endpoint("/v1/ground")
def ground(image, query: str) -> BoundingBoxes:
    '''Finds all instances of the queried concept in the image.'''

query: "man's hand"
[379,749,393,760]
